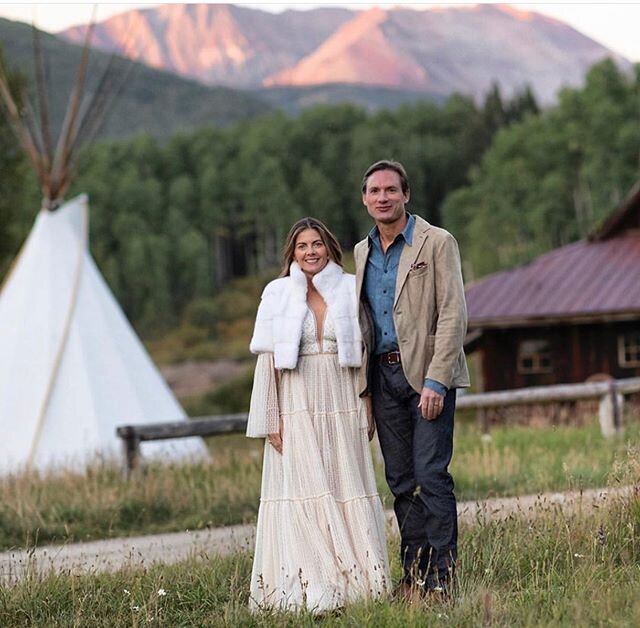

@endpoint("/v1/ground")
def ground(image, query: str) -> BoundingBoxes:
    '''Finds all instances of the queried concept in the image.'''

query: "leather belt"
[379,351,401,366]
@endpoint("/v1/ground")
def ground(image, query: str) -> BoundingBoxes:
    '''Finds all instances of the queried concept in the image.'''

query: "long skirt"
[249,353,390,613]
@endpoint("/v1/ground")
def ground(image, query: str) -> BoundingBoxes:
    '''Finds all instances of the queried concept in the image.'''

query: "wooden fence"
[456,376,640,434]
[116,377,640,474]
[116,413,248,474]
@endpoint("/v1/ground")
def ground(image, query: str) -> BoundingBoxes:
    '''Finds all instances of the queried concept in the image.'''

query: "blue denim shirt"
[364,213,447,395]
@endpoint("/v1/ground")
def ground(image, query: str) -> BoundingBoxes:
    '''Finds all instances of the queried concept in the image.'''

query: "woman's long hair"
[279,217,343,277]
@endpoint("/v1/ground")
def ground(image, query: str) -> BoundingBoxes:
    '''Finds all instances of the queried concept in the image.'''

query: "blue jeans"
[372,360,457,590]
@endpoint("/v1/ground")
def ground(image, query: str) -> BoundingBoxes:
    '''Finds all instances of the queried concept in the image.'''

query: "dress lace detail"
[299,308,338,355]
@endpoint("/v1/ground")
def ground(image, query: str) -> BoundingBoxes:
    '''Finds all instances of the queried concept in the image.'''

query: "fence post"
[119,427,141,476]
[610,380,624,435]
[598,382,624,438]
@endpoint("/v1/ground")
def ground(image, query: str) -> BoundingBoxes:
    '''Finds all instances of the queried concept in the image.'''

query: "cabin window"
[618,331,640,367]
[517,339,552,374]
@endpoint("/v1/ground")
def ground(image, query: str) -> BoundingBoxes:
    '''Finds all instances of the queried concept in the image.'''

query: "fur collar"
[250,260,362,369]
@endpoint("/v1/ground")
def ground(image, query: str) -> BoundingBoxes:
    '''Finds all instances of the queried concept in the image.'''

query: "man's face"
[362,169,409,225]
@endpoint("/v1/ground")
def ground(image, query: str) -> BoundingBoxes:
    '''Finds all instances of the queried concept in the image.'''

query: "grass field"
[0,419,638,551]
[2,472,639,626]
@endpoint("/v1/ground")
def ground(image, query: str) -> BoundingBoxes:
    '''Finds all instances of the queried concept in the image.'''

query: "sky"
[1,1,639,62]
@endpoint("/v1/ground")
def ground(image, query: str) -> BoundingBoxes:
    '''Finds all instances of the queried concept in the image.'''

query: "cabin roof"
[590,182,640,241]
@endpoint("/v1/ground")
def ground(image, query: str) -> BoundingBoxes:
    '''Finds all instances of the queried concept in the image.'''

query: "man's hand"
[418,386,444,420]
[364,395,376,441]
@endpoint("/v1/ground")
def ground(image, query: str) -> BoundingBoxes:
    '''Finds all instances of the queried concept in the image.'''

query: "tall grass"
[2,463,638,626]
[0,436,263,550]
[452,419,639,500]
[1,420,637,551]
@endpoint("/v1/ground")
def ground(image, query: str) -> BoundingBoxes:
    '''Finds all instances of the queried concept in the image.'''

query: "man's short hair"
[361,160,410,194]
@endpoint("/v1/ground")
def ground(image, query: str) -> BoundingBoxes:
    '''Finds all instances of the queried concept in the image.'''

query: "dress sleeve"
[246,352,280,438]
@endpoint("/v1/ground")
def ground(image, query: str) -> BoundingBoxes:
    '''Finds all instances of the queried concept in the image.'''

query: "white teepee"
[0,25,209,473]
[0,195,208,473]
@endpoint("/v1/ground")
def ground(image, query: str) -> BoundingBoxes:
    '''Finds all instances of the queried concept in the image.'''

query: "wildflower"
[123,589,130,595]
[132,605,140,612]
[574,553,585,558]
[157,588,167,597]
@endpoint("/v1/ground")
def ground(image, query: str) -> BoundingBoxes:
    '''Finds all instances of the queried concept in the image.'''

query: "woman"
[246,217,390,613]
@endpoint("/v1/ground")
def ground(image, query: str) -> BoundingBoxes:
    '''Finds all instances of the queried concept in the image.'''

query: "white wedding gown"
[247,309,390,612]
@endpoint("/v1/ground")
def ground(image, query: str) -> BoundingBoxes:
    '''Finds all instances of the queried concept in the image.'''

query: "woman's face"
[293,228,329,276]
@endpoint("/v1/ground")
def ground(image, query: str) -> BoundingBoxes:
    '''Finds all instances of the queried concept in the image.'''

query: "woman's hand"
[267,416,284,455]
[364,395,376,441]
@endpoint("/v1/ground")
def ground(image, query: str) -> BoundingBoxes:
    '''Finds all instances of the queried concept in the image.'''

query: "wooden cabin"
[465,183,640,392]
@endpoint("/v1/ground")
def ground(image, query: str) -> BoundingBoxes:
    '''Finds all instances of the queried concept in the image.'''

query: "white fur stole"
[249,260,362,369]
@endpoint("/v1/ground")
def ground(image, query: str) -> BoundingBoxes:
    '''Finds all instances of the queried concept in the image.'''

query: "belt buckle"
[385,351,400,365]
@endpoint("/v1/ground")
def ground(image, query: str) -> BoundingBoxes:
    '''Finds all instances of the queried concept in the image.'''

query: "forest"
[1,57,639,340]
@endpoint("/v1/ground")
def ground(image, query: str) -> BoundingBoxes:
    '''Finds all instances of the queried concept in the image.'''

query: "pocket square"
[410,261,427,271]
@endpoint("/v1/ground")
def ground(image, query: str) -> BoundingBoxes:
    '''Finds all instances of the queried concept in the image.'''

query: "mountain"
[265,7,431,90]
[62,4,353,87]
[0,17,271,141]
[60,3,631,103]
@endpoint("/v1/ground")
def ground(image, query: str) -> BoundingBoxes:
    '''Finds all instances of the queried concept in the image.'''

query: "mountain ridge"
[0,16,272,141]
[60,3,631,103]
[62,4,353,88]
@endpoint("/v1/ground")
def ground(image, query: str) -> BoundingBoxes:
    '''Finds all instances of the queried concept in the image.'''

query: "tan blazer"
[355,214,470,395]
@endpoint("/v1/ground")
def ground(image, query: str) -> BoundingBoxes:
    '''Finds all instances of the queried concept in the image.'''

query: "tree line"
[443,60,640,278]
[2,58,638,340]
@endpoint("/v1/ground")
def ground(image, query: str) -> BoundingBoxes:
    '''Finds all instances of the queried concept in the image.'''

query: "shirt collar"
[368,212,415,247]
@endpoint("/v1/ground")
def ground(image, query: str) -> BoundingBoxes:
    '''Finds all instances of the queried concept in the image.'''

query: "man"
[355,159,469,600]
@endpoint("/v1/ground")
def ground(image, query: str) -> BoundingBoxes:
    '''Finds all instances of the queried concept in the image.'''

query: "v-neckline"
[307,304,327,352]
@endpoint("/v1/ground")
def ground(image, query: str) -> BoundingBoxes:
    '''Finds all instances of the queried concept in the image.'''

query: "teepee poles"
[32,24,53,169]
[0,61,47,185]
[48,21,95,207]
[0,12,133,210]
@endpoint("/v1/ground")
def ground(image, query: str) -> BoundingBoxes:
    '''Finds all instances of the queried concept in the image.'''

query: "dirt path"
[1,485,634,584]
[161,359,246,398]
